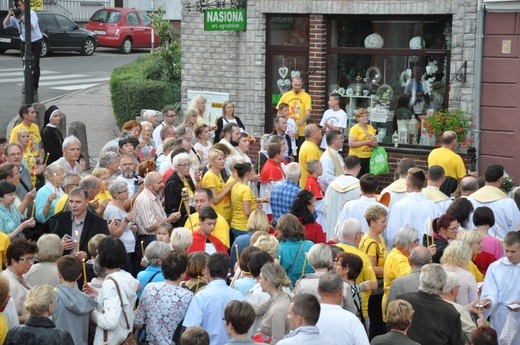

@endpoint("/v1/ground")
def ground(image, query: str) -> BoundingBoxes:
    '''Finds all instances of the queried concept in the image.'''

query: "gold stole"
[324,147,344,176]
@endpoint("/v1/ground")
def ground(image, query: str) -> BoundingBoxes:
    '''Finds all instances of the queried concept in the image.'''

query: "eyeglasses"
[447,226,459,231]
[164,114,176,118]
[177,163,192,167]
[118,189,129,195]
[18,256,35,263]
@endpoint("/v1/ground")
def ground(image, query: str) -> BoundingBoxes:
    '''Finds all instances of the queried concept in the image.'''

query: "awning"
[485,0,520,12]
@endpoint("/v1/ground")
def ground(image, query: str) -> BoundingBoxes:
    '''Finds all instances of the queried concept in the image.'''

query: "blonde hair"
[0,275,9,306]
[36,234,63,262]
[87,234,107,257]
[260,262,291,288]
[246,210,270,233]
[386,299,414,331]
[355,108,368,118]
[253,234,279,258]
[24,285,55,316]
[207,149,224,168]
[17,128,30,140]
[92,168,109,179]
[458,230,484,246]
[171,227,193,252]
[440,240,472,269]
[183,108,199,125]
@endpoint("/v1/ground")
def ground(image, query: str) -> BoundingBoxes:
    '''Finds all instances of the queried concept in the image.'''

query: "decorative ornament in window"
[364,33,384,49]
[409,36,425,50]
[365,66,382,85]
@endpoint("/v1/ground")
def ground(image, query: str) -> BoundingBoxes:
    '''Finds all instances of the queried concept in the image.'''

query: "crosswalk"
[0,68,109,91]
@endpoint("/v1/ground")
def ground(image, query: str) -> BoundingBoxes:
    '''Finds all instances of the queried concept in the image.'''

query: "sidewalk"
[42,82,119,162]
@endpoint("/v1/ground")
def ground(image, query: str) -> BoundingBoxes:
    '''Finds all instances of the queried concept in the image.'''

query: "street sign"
[204,9,246,31]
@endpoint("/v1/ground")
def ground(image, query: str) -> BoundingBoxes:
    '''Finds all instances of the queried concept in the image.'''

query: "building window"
[327,15,452,146]
[265,15,310,133]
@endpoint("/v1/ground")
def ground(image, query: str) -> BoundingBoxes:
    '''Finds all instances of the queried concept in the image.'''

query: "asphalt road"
[0,47,147,137]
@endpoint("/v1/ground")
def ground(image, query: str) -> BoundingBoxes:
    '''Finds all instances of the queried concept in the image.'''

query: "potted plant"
[422,108,475,147]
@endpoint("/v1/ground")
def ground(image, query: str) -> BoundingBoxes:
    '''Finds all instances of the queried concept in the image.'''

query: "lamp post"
[22,0,34,104]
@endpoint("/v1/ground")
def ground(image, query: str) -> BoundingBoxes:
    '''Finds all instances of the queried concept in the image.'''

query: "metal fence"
[1,0,113,22]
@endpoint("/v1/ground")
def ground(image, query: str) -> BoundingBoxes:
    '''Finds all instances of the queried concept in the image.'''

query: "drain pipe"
[473,0,485,172]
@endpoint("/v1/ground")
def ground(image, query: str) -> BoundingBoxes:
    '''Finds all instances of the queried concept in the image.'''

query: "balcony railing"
[1,0,113,22]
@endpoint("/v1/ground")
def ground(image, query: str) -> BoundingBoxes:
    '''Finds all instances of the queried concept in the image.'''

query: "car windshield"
[90,10,121,23]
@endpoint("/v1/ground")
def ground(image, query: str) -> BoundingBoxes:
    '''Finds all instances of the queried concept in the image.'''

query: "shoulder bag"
[104,277,138,345]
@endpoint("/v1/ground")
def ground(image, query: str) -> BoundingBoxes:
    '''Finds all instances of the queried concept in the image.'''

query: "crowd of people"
[0,80,519,345]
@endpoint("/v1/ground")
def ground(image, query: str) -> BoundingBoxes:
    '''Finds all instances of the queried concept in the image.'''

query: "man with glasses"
[153,106,177,147]
[116,154,139,198]
[2,238,37,323]
[5,144,37,202]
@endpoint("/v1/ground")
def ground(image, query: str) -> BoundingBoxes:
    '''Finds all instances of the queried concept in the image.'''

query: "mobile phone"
[474,301,490,308]
[62,234,75,241]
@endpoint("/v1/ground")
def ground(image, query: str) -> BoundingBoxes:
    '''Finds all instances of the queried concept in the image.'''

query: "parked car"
[0,10,97,57]
[86,7,159,54]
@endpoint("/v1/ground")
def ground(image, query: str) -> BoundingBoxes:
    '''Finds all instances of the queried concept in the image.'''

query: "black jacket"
[5,315,74,345]
[41,126,64,165]
[51,210,110,255]
[271,130,293,159]
[214,116,245,141]
[164,172,196,228]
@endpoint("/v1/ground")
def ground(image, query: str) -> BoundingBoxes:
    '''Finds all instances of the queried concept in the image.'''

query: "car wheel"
[40,39,49,57]
[120,38,132,54]
[81,38,95,56]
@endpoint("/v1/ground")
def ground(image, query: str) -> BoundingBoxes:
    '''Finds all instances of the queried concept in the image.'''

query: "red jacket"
[188,231,229,255]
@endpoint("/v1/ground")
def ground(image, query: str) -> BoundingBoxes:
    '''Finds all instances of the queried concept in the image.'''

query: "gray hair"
[36,234,63,262]
[142,110,158,122]
[340,218,362,242]
[93,257,106,278]
[307,244,333,270]
[62,135,81,150]
[45,162,64,180]
[260,134,271,151]
[63,173,80,187]
[140,121,153,131]
[144,241,171,266]
[170,227,193,252]
[144,171,161,187]
[409,246,432,267]
[176,124,192,137]
[98,151,119,169]
[226,155,246,172]
[253,234,279,257]
[107,180,128,198]
[442,271,460,294]
[260,262,291,288]
[318,272,344,295]
[79,175,100,191]
[171,152,191,168]
[394,227,419,251]
[418,263,446,295]
[284,162,301,182]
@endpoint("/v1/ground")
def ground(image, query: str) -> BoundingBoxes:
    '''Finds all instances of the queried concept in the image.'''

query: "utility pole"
[22,0,34,104]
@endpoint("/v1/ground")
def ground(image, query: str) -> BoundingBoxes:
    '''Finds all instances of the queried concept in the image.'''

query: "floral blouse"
[135,281,194,345]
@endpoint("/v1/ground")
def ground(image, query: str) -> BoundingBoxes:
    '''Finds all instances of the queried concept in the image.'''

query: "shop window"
[328,15,452,147]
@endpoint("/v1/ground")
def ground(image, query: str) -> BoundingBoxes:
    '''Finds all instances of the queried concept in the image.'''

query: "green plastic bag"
[370,146,389,175]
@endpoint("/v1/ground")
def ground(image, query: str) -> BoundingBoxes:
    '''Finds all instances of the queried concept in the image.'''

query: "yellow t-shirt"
[0,232,11,272]
[0,313,7,345]
[427,147,467,180]
[336,242,377,317]
[468,260,484,283]
[382,248,412,321]
[359,234,387,270]
[348,124,376,159]
[185,212,230,248]
[277,90,312,137]
[202,170,232,223]
[231,181,257,231]
[298,140,322,189]
[9,122,42,158]
[93,190,113,205]
[54,194,69,214]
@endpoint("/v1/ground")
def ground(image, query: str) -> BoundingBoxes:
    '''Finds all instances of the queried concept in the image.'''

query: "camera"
[134,175,143,186]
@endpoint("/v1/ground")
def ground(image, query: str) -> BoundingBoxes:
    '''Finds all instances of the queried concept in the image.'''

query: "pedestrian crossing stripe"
[0,69,108,91]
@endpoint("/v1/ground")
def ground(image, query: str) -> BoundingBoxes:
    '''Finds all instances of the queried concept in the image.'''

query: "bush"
[110,40,181,126]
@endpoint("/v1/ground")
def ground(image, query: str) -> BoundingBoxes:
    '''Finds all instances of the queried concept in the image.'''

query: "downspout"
[473,0,485,172]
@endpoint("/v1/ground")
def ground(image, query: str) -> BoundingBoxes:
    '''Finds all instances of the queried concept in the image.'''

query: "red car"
[86,8,159,54]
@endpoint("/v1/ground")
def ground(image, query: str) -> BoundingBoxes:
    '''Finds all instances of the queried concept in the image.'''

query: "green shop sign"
[204,9,246,31]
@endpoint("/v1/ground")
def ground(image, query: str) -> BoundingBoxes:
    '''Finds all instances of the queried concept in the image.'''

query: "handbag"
[369,146,389,176]
[103,277,138,345]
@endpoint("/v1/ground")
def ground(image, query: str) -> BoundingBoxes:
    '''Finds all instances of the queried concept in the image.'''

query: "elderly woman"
[190,95,210,127]
[254,262,292,344]
[118,134,140,158]
[293,243,356,314]
[440,240,478,306]
[359,204,388,338]
[180,252,209,293]
[5,285,74,345]
[458,230,489,280]
[165,152,196,228]
[371,300,419,345]
[215,100,246,141]
[104,180,136,267]
[25,234,62,287]
[170,227,193,253]
[276,213,314,286]
[34,162,65,224]
[136,241,170,299]
[84,236,140,345]
[201,149,235,224]
[137,121,156,161]
[4,238,38,323]
[431,214,459,263]
[0,162,36,217]
[290,189,325,244]
[194,124,212,167]
[253,233,279,259]
[382,227,420,319]
[348,108,377,176]
[121,120,142,138]
[135,251,194,345]
[0,181,35,239]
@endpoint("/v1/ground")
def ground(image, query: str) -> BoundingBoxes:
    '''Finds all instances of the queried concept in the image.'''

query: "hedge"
[110,52,180,126]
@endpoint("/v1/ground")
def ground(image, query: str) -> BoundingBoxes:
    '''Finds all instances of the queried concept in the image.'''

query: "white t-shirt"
[320,108,347,149]
[317,304,369,345]
[104,204,136,253]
